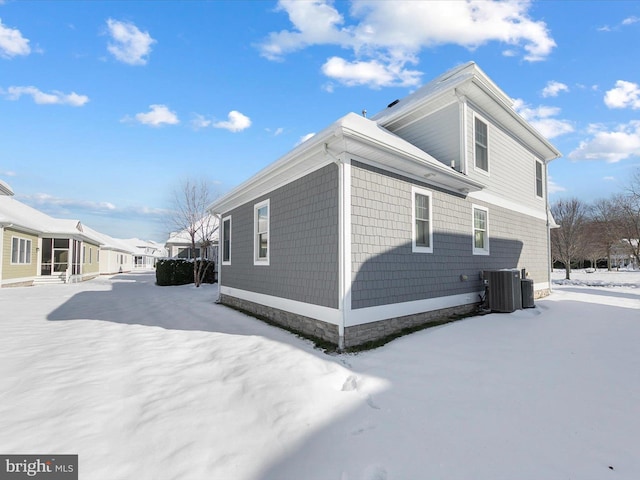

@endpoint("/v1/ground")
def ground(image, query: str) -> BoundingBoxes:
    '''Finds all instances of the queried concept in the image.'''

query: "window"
[11,236,32,264]
[474,116,488,172]
[411,187,433,253]
[472,206,489,255]
[222,216,231,264]
[535,160,544,198]
[254,199,269,265]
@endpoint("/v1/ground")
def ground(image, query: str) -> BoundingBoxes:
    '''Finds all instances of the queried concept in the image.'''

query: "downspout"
[0,225,4,286]
[214,213,222,303]
[324,143,347,350]
[545,160,553,294]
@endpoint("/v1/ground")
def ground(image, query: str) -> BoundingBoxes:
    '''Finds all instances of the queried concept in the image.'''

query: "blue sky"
[1,1,640,242]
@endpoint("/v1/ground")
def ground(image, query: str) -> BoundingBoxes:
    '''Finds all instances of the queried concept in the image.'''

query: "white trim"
[472,204,490,256]
[467,190,547,222]
[10,235,33,265]
[535,158,544,200]
[459,95,468,174]
[411,186,433,253]
[0,227,4,280]
[346,291,482,327]
[340,158,352,342]
[253,199,270,266]
[534,281,550,291]
[220,285,342,326]
[472,113,490,176]
[222,215,232,265]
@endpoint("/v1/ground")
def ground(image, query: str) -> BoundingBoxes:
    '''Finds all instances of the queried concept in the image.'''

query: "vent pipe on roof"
[362,109,367,118]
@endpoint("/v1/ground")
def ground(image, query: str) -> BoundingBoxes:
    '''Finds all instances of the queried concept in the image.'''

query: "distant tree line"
[551,168,640,280]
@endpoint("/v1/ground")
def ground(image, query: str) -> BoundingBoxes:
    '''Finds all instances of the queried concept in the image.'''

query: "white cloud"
[296,132,316,146]
[604,80,640,110]
[0,170,16,177]
[622,16,640,26]
[274,127,284,136]
[321,56,421,88]
[3,86,89,106]
[20,192,170,218]
[541,81,569,98]
[603,176,615,181]
[106,18,156,66]
[259,0,556,88]
[547,176,566,194]
[568,121,640,163]
[132,104,179,127]
[191,113,212,129]
[213,111,251,132]
[513,99,574,139]
[0,18,30,58]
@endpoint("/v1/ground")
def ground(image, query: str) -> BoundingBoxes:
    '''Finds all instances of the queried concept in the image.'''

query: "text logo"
[0,455,77,480]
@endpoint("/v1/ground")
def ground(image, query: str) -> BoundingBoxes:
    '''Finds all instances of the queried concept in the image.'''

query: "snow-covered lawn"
[1,269,639,480]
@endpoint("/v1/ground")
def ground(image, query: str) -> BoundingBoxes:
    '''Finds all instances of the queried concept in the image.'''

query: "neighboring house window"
[474,116,489,172]
[535,160,544,198]
[472,205,490,255]
[222,216,231,265]
[254,199,270,265]
[411,186,433,253]
[83,246,86,263]
[11,237,32,264]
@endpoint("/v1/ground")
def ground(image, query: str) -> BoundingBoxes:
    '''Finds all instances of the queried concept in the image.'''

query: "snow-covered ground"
[1,269,639,480]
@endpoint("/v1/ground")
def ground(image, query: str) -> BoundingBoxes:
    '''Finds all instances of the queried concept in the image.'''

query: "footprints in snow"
[341,374,381,411]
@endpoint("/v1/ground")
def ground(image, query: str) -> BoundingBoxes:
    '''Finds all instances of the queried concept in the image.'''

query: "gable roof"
[372,61,561,162]
[166,214,220,245]
[209,112,484,214]
[0,195,102,244]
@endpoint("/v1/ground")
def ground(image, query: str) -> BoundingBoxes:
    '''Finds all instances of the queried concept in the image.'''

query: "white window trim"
[472,205,490,256]
[222,215,232,265]
[411,186,433,253]
[473,113,490,176]
[10,236,32,265]
[535,159,544,199]
[254,199,270,266]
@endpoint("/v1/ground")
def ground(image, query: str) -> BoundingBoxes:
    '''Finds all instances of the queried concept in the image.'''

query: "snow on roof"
[0,195,103,243]
[0,179,14,196]
[165,214,219,245]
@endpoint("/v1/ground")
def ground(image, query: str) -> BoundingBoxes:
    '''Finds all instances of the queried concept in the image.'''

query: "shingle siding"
[220,164,339,308]
[392,102,461,169]
[350,162,549,309]
[466,104,547,211]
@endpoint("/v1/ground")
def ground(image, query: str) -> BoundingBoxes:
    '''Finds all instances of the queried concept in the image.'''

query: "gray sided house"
[209,62,561,349]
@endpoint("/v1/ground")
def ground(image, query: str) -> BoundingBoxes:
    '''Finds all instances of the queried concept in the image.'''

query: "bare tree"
[550,198,588,280]
[616,180,640,266]
[170,179,219,287]
[589,198,625,270]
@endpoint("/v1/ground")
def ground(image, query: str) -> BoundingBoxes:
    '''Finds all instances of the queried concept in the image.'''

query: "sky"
[1,0,640,242]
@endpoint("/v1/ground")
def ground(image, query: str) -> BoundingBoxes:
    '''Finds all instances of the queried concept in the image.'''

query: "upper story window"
[222,216,231,265]
[11,236,32,264]
[472,205,490,256]
[254,199,270,265]
[535,160,544,198]
[411,186,433,253]
[474,116,489,172]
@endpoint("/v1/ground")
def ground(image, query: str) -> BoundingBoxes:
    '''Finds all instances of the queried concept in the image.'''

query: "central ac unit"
[484,269,522,313]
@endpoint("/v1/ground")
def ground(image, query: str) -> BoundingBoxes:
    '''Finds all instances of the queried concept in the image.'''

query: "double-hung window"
[412,186,433,253]
[535,160,544,198]
[472,205,489,255]
[474,116,489,172]
[11,236,32,264]
[222,216,231,265]
[254,199,269,265]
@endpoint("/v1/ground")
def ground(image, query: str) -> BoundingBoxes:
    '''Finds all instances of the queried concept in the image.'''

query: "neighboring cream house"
[121,238,167,269]
[0,183,103,286]
[165,214,219,260]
